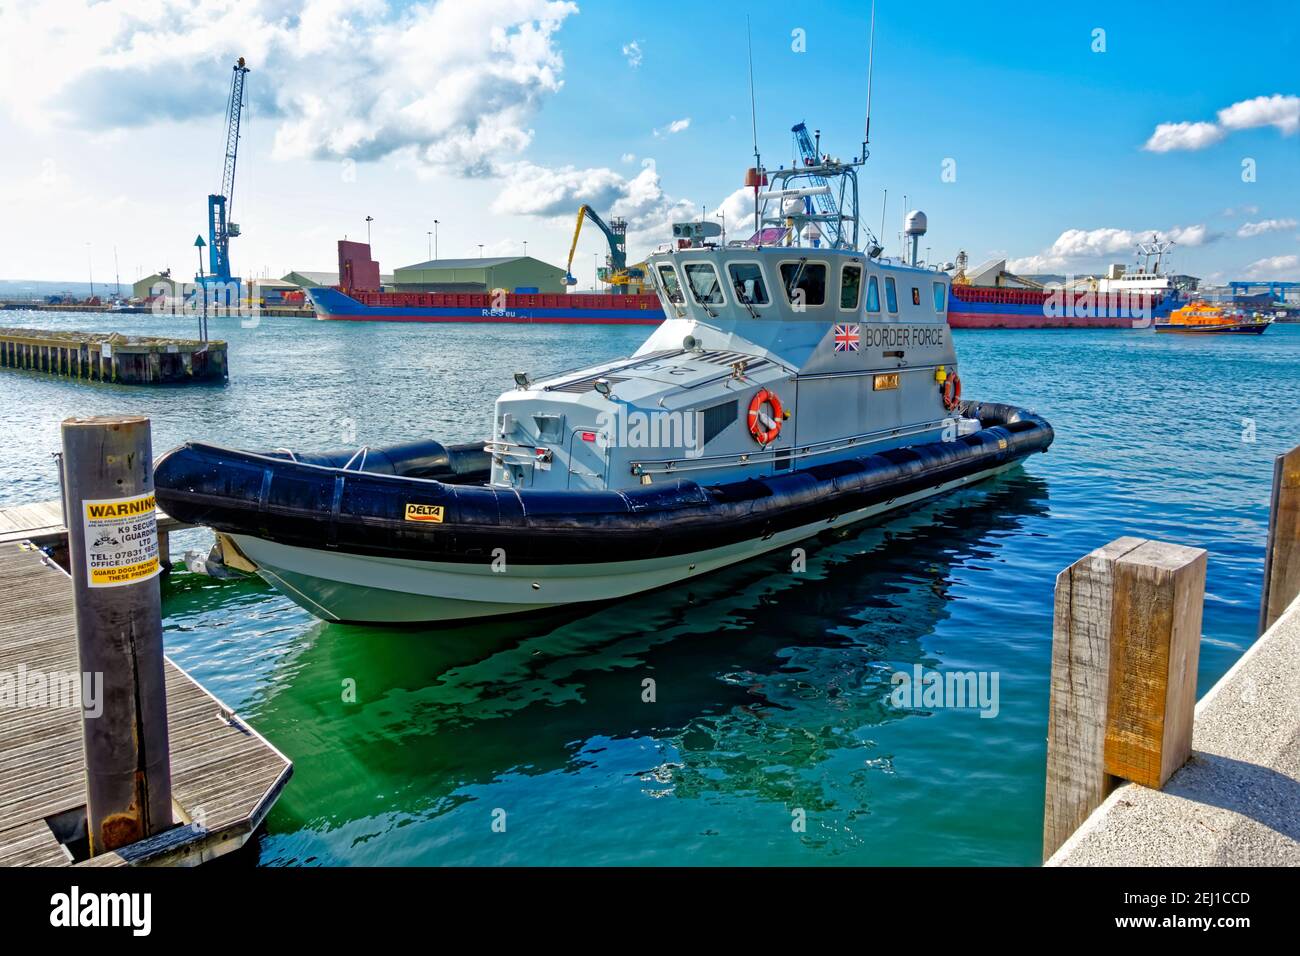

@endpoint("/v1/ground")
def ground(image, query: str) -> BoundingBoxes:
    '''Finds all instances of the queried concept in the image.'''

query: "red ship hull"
[308,287,665,325]
[948,284,1174,329]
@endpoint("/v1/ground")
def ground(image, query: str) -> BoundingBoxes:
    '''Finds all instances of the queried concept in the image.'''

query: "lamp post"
[478,244,484,258]
[86,243,94,300]
[433,220,439,260]
[193,234,208,343]
[427,231,432,260]
[365,215,374,247]
[523,240,528,257]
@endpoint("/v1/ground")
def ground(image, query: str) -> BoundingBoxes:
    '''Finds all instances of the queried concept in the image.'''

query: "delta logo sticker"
[404,503,445,523]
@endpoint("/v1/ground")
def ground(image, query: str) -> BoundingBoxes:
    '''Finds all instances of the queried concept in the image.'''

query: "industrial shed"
[392,256,567,294]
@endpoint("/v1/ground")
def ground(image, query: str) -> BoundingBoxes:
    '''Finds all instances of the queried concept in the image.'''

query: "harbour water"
[1,310,1296,865]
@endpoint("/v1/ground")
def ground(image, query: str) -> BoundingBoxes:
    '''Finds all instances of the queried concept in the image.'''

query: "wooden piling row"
[0,328,227,384]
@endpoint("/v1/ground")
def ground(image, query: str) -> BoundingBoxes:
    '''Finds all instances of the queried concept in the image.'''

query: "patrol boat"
[153,129,1054,623]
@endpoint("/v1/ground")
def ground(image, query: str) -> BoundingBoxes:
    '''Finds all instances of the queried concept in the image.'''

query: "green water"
[2,311,1296,865]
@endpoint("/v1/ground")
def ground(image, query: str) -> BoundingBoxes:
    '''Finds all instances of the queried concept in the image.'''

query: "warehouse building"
[392,256,567,294]
[133,271,182,300]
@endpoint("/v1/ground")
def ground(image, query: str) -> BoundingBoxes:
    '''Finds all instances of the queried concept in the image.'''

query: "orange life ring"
[942,373,962,411]
[748,388,784,445]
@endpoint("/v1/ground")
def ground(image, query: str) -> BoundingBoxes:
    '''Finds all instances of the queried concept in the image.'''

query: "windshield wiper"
[734,287,759,318]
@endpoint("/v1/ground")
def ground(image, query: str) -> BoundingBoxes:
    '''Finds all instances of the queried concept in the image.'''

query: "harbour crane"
[203,57,250,292]
[790,121,860,250]
[562,205,644,294]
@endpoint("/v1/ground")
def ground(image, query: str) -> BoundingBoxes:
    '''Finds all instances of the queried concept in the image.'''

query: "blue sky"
[0,0,1296,286]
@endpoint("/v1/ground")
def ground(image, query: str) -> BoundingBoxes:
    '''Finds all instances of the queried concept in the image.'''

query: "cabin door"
[566,428,608,490]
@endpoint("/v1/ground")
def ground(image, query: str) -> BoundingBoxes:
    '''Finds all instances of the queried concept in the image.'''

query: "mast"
[747,16,761,235]
[863,0,876,161]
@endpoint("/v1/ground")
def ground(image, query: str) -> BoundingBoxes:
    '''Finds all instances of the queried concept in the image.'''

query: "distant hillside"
[0,280,120,299]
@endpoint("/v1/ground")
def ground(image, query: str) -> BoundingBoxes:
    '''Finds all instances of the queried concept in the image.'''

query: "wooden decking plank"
[0,542,290,867]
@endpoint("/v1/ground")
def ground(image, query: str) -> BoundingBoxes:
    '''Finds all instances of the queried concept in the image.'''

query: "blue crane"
[204,57,250,291]
[791,121,853,248]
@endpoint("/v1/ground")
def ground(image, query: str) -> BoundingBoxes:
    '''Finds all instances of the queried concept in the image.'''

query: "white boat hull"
[232,461,1016,624]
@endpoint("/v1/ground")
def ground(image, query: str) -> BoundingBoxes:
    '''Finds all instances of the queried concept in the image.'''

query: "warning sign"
[81,492,160,588]
[404,503,445,523]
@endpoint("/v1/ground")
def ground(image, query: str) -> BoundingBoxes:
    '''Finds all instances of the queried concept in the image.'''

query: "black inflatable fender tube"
[152,404,1054,565]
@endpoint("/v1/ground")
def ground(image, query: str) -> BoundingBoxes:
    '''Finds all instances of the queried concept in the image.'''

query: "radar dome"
[904,210,928,237]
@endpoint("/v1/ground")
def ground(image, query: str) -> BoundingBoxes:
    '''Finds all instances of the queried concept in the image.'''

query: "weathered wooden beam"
[1104,540,1206,788]
[1043,536,1206,860]
[62,415,173,854]
[1260,445,1300,634]
[1044,537,1141,860]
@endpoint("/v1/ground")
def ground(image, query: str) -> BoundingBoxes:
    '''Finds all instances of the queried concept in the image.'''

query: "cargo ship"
[307,286,664,325]
[947,283,1176,329]
[946,240,1187,330]
[304,238,665,325]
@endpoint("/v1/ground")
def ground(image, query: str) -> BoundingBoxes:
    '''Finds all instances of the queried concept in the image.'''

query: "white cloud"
[1143,121,1225,153]
[621,40,642,68]
[1237,218,1298,238]
[621,152,636,163]
[1222,205,1260,218]
[653,117,691,138]
[1142,94,1300,152]
[491,157,695,250]
[1244,254,1300,279]
[712,187,757,237]
[1218,94,1300,135]
[1007,224,1219,273]
[491,161,630,217]
[0,0,579,175]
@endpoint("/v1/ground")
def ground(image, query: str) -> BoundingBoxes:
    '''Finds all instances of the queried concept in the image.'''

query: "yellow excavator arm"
[562,205,588,286]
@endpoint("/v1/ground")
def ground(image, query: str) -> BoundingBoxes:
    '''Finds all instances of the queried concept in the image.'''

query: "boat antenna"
[879,188,887,256]
[747,15,761,235]
[862,0,876,161]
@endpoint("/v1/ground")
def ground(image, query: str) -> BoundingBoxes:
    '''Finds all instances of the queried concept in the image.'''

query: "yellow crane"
[563,205,647,293]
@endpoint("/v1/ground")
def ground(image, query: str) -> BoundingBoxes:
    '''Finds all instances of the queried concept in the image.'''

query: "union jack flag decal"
[833,324,860,352]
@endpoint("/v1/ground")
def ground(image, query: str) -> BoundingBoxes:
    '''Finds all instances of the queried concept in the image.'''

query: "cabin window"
[840,265,863,310]
[865,275,881,312]
[911,286,921,306]
[932,282,947,313]
[656,264,684,304]
[780,262,826,307]
[684,263,725,305]
[728,263,770,305]
[885,276,898,313]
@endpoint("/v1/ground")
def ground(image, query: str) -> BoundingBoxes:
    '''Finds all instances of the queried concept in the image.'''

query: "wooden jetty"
[0,542,291,866]
[0,327,227,384]
[1043,443,1300,864]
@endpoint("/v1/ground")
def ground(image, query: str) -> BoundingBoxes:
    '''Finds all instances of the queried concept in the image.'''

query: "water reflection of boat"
[227,472,1048,864]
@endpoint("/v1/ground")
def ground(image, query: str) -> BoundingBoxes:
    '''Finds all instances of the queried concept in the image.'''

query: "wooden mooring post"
[1260,445,1300,635]
[1043,537,1207,861]
[61,415,173,855]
